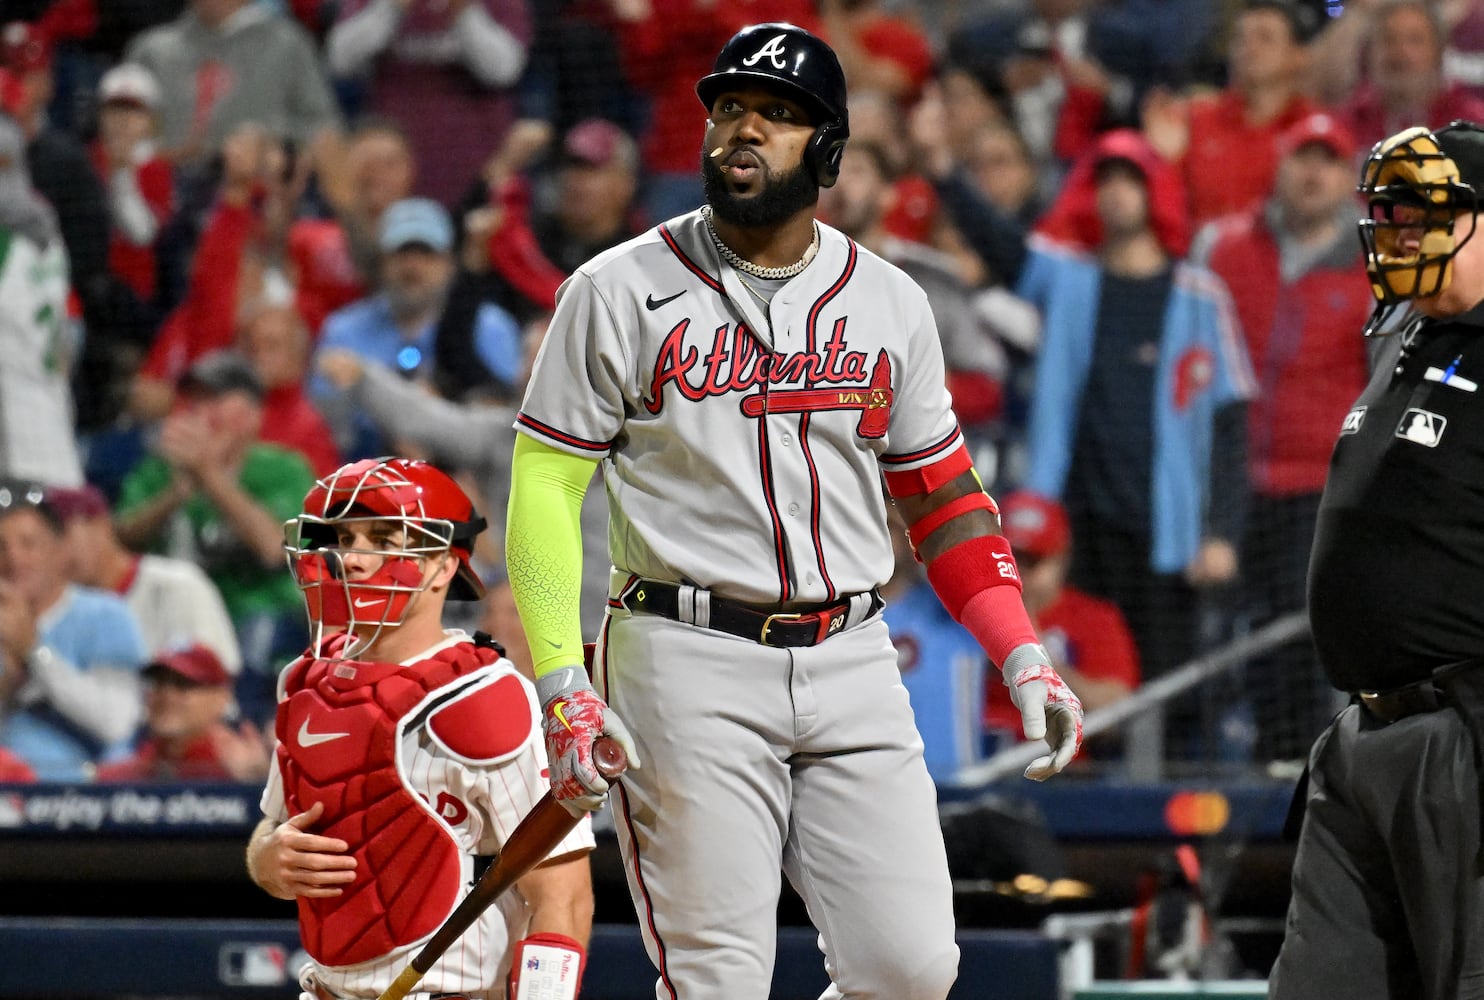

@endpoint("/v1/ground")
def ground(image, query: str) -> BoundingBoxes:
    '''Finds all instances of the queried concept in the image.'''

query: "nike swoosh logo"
[543,638,563,649]
[298,719,351,748]
[991,552,1011,559]
[553,701,574,733]
[645,290,685,311]
[352,597,380,608]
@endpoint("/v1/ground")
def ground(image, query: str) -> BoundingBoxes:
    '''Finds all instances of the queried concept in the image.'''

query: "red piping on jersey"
[515,412,612,453]
[798,242,858,602]
[756,414,792,602]
[616,780,677,1000]
[658,225,724,294]
[599,628,677,1000]
[797,414,836,600]
[806,240,858,341]
[880,426,964,466]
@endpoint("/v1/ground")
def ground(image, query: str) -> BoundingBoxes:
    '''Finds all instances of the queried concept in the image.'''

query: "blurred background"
[0,0,1465,996]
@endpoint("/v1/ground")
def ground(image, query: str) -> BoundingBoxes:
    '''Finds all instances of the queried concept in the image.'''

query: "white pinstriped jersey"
[0,229,82,486]
[516,210,961,605]
[260,632,594,999]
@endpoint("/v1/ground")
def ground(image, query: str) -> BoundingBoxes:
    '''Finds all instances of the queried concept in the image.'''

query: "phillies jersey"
[260,632,593,998]
[516,210,962,605]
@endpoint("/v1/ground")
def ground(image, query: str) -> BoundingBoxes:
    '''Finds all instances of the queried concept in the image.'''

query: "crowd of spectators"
[0,0,1465,783]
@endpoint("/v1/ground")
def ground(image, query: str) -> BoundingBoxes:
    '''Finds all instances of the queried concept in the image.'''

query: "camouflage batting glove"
[535,666,641,815]
[1001,643,1084,781]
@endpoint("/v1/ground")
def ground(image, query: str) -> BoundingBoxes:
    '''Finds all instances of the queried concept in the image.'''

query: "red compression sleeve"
[959,586,1041,670]
[924,535,1041,668]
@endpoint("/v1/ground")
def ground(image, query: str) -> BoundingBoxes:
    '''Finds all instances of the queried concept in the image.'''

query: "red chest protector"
[275,635,529,967]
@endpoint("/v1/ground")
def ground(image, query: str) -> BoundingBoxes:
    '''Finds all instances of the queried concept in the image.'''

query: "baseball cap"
[144,644,233,686]
[0,480,61,531]
[1435,120,1484,192]
[379,197,453,254]
[562,118,635,170]
[178,350,266,401]
[1278,112,1356,161]
[998,490,1071,561]
[0,22,49,75]
[45,483,109,524]
[98,63,161,112]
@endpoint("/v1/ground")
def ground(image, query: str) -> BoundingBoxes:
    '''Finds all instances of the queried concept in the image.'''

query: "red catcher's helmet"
[284,458,488,654]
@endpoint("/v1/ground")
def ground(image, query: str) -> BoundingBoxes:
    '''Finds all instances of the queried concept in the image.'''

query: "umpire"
[1269,120,1484,1000]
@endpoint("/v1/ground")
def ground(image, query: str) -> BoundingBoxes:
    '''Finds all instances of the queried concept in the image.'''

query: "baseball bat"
[376,737,628,1000]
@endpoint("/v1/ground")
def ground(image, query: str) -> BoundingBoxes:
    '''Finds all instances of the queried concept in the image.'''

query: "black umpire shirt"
[1308,305,1484,693]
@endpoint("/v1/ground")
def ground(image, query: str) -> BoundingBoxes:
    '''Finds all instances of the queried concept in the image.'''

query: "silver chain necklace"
[702,206,819,280]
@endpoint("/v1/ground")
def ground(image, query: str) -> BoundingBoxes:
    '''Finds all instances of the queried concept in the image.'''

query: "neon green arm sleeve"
[507,434,601,677]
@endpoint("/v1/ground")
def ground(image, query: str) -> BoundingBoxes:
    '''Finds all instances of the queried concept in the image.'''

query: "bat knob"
[594,736,628,780]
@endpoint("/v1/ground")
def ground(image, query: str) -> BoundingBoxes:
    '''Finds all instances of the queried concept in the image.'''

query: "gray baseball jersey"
[516,209,962,999]
[516,210,964,604]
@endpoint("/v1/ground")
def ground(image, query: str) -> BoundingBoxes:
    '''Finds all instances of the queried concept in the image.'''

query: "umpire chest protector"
[275,638,531,967]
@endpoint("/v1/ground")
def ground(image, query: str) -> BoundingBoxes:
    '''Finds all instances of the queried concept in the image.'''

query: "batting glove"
[535,666,640,814]
[1001,643,1084,781]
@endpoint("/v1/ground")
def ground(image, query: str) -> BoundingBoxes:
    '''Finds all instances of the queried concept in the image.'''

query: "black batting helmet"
[696,22,850,187]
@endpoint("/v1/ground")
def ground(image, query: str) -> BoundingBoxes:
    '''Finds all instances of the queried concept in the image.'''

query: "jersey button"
[788,502,801,515]
[781,433,793,446]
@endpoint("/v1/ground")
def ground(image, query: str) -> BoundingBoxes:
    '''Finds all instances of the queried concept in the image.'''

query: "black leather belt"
[1359,682,1443,723]
[1357,658,1484,723]
[625,579,883,647]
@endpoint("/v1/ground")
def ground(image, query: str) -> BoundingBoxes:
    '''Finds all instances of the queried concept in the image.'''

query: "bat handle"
[377,964,423,1000]
[594,735,628,780]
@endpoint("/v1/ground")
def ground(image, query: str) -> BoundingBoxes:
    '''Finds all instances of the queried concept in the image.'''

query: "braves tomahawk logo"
[644,318,893,436]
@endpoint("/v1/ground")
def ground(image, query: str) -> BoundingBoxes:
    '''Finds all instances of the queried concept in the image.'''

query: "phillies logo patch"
[1173,347,1214,411]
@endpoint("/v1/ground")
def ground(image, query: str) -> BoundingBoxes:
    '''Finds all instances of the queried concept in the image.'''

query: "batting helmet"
[696,22,850,187]
[1357,121,1483,334]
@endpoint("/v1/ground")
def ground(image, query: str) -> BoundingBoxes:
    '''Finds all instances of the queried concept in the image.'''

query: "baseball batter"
[247,458,594,1000]
[505,23,1085,999]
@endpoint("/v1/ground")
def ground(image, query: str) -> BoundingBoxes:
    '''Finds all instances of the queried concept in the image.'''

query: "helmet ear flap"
[809,119,849,187]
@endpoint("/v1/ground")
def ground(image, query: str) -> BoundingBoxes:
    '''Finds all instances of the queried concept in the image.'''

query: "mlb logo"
[1396,408,1446,447]
[218,944,288,986]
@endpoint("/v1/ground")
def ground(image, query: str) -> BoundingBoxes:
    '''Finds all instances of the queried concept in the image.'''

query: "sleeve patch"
[428,674,536,763]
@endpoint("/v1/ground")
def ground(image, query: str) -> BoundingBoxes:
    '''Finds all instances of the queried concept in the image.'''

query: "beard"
[702,150,819,228]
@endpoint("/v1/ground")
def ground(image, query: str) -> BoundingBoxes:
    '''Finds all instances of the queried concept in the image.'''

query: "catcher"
[246,457,594,1000]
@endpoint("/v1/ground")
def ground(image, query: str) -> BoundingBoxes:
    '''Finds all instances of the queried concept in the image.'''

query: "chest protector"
[275,636,505,967]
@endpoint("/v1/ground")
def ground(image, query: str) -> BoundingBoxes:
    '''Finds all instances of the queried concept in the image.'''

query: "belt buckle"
[760,612,805,646]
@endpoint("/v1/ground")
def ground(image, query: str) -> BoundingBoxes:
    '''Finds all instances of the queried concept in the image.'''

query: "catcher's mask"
[283,457,486,658]
[1358,123,1481,335]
